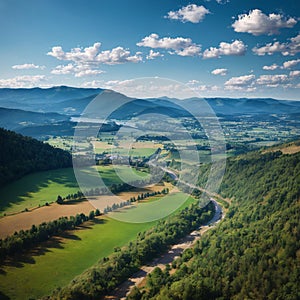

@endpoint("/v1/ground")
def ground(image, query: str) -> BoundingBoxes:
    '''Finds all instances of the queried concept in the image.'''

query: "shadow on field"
[0,168,80,213]
[0,291,10,299]
[0,218,104,271]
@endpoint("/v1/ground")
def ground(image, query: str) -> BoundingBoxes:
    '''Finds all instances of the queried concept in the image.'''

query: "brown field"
[0,183,172,239]
[88,182,173,213]
[263,144,300,155]
[0,201,94,238]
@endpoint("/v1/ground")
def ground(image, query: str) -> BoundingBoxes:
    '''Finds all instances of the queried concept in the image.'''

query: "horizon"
[0,84,299,102]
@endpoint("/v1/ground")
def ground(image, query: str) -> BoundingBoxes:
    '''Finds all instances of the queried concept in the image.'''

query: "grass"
[0,191,197,300]
[0,168,79,216]
[0,217,155,300]
[0,165,149,216]
[110,192,196,223]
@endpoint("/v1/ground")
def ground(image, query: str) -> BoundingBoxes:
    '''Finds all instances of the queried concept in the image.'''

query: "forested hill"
[131,146,300,299]
[0,128,72,186]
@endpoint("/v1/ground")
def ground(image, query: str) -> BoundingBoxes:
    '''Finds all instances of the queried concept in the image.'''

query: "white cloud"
[146,50,163,60]
[232,9,297,36]
[211,68,228,76]
[137,33,201,57]
[51,64,74,75]
[282,59,300,69]
[51,63,104,77]
[166,4,210,23]
[203,40,246,59]
[289,70,300,77]
[47,42,142,65]
[0,75,46,88]
[262,64,279,71]
[81,80,104,88]
[48,42,141,78]
[186,80,200,85]
[256,74,289,87]
[12,63,45,70]
[224,74,255,90]
[75,69,103,78]
[253,34,300,56]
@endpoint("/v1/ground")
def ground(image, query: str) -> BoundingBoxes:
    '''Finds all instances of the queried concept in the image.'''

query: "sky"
[0,0,300,100]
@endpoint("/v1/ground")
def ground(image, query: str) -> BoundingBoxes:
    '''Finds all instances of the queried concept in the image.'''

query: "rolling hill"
[0,87,299,119]
[0,128,72,186]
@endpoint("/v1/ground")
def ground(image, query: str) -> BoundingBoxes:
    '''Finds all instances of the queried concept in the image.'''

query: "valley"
[0,87,299,300]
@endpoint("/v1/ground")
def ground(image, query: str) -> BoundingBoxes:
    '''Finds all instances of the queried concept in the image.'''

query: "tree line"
[43,201,215,299]
[0,209,100,261]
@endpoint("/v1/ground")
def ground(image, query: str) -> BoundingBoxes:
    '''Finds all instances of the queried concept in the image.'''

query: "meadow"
[0,191,196,300]
[0,217,155,300]
[0,165,148,216]
[110,192,195,223]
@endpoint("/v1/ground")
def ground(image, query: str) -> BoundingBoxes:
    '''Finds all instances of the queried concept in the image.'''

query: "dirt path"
[105,200,223,300]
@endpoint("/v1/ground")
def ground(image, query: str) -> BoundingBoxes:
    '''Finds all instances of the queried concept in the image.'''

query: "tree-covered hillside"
[131,147,300,299]
[0,128,72,186]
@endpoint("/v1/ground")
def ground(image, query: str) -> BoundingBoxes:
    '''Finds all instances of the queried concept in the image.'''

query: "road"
[105,199,223,300]
[162,166,231,205]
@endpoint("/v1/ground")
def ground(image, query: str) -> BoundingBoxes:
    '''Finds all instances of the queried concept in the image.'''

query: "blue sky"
[0,0,300,99]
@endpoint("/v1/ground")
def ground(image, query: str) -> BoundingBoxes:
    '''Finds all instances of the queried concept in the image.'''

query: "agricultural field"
[0,217,155,300]
[0,168,79,216]
[0,191,195,300]
[110,191,196,223]
[0,165,149,216]
[92,139,163,157]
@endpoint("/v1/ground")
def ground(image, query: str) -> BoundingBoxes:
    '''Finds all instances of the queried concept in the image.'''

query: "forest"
[0,128,72,186]
[128,149,300,299]
[43,201,215,299]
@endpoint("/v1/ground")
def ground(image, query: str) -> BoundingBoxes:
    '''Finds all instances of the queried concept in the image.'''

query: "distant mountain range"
[0,86,299,116]
[0,86,299,138]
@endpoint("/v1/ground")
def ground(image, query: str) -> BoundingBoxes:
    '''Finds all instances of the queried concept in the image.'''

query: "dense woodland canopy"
[130,148,300,299]
[44,202,215,299]
[0,128,72,186]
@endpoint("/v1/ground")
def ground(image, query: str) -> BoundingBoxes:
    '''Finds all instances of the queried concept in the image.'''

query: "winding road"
[105,198,224,300]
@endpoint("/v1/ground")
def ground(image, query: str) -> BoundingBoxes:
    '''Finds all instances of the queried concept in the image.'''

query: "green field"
[0,192,196,300]
[0,168,79,215]
[0,217,155,300]
[110,192,195,223]
[0,165,149,215]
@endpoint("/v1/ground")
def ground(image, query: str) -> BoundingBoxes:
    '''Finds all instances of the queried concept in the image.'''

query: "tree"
[56,195,64,204]
[95,209,101,216]
[89,211,95,220]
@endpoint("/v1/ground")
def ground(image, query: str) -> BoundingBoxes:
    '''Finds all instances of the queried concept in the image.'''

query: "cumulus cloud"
[203,40,246,59]
[253,34,300,56]
[224,74,255,90]
[146,50,163,60]
[47,43,142,65]
[289,70,300,77]
[51,63,104,77]
[232,9,297,36]
[211,68,228,76]
[0,75,46,88]
[282,59,300,69]
[262,64,279,71]
[166,4,210,23]
[137,33,201,56]
[256,74,289,87]
[81,80,104,88]
[12,63,45,70]
[48,42,141,78]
